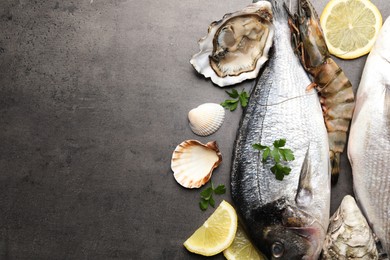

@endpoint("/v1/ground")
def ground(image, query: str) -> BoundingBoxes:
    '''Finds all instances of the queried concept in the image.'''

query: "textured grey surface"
[0,0,389,259]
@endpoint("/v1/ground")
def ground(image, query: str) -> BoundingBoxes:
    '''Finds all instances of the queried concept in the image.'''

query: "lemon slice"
[223,224,265,260]
[320,0,382,59]
[184,200,238,256]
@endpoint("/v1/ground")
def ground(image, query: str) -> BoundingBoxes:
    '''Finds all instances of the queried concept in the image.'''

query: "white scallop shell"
[171,140,222,188]
[190,1,274,87]
[188,103,225,136]
[321,195,378,259]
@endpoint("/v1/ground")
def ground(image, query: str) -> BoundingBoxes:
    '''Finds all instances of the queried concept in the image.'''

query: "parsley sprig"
[252,139,295,181]
[221,89,249,111]
[199,182,226,211]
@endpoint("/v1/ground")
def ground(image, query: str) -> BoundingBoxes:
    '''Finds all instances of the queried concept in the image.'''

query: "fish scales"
[231,1,330,259]
[348,17,390,257]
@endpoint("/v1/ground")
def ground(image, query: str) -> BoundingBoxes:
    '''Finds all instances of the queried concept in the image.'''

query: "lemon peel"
[183,200,238,256]
[223,224,265,260]
[320,0,382,59]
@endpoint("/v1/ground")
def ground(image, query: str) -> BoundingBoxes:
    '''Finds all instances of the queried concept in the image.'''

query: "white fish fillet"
[348,17,390,256]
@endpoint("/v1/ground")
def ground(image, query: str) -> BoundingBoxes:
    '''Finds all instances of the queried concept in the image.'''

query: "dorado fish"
[230,0,331,259]
[348,17,390,257]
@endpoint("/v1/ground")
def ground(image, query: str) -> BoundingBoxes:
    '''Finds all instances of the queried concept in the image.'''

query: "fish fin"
[295,147,313,207]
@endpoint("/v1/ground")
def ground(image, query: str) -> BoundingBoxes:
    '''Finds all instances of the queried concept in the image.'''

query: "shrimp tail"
[330,151,340,185]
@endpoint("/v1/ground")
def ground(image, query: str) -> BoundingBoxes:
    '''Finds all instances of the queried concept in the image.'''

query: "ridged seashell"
[171,140,222,188]
[321,195,379,259]
[188,103,225,136]
[190,1,274,87]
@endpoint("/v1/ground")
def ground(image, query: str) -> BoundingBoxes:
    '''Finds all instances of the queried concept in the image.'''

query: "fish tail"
[254,0,287,20]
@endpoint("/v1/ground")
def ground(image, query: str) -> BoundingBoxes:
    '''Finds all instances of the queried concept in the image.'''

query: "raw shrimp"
[286,0,355,184]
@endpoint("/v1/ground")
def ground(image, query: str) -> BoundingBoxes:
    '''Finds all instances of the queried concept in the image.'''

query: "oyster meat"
[190,1,274,87]
[321,195,378,259]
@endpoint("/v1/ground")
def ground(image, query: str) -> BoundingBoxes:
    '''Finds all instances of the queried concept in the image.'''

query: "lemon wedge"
[223,224,265,260]
[184,200,238,256]
[320,0,382,59]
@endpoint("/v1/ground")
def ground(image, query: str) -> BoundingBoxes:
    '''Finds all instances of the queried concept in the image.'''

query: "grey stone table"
[1,0,389,259]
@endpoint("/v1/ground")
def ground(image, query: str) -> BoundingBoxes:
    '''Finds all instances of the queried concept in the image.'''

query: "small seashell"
[188,103,225,136]
[171,140,222,188]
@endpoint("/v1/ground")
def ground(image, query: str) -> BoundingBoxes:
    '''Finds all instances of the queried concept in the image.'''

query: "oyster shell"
[190,1,274,87]
[321,195,379,259]
[188,103,225,136]
[171,140,222,188]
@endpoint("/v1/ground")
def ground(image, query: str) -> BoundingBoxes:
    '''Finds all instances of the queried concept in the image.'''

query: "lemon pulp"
[320,0,382,59]
[183,200,238,256]
[223,224,265,260]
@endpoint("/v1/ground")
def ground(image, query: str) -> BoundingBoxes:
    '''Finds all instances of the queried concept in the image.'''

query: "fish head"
[250,200,325,260]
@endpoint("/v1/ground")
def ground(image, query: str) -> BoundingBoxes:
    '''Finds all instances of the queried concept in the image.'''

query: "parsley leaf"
[209,197,215,208]
[271,162,292,180]
[200,187,213,200]
[279,148,295,161]
[221,99,239,111]
[221,89,249,111]
[262,147,271,162]
[273,139,286,148]
[271,148,281,163]
[239,91,248,107]
[252,143,268,150]
[199,198,209,211]
[199,182,226,211]
[214,184,226,195]
[253,139,295,181]
[226,89,239,98]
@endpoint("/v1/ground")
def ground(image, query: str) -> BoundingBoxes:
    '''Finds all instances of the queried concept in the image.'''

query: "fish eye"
[271,241,284,258]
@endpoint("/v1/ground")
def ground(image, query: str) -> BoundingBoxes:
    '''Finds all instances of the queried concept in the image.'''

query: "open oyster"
[190,1,274,87]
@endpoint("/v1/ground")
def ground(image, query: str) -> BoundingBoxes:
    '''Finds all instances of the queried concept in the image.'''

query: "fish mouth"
[286,220,324,260]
